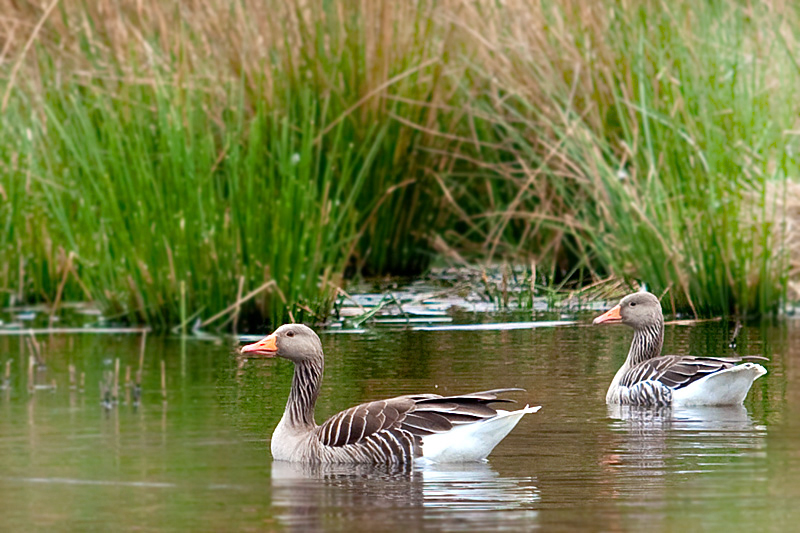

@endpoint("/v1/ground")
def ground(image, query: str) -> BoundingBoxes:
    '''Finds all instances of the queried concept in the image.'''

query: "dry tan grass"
[1,1,459,117]
[5,0,794,122]
[763,181,800,299]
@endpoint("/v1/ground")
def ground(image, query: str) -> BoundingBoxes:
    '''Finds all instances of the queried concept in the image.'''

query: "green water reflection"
[0,317,798,531]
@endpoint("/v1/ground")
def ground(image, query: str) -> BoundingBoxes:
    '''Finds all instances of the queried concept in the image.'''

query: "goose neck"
[284,358,323,429]
[628,320,664,366]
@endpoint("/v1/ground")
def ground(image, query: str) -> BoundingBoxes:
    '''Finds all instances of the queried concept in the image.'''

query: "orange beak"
[593,304,622,325]
[240,333,278,356]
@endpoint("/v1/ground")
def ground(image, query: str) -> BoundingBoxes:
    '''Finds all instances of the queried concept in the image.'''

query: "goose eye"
[630,302,637,307]
[286,331,295,338]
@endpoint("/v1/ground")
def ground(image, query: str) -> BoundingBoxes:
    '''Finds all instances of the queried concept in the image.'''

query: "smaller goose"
[241,324,540,464]
[593,291,767,407]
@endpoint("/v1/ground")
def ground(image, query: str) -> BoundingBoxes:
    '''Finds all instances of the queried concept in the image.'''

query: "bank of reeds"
[1,0,798,327]
[1,1,452,327]
[438,0,799,316]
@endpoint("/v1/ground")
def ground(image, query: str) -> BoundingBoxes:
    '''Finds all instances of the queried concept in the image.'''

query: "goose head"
[240,323,324,363]
[592,291,663,330]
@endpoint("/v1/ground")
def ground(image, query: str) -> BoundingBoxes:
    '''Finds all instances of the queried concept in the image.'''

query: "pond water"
[0,313,798,531]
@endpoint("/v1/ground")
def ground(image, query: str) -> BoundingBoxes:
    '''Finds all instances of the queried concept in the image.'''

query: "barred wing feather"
[314,388,524,448]
[622,355,768,390]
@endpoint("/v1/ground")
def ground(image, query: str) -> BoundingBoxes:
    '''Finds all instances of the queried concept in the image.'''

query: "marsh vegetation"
[2,0,798,329]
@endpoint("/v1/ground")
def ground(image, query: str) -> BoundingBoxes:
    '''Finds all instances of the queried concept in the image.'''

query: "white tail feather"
[420,405,541,463]
[673,363,767,406]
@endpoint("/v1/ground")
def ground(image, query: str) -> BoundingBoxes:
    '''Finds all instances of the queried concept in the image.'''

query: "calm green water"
[1,316,798,531]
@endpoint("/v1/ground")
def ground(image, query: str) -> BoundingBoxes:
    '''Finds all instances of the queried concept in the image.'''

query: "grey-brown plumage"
[240,324,538,463]
[594,291,767,406]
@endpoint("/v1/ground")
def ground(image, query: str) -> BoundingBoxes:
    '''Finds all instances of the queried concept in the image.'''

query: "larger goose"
[240,324,540,464]
[593,291,767,406]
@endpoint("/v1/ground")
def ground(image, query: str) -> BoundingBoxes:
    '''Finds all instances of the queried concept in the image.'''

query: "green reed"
[1,1,453,328]
[444,0,796,316]
[4,77,391,328]
[1,0,797,327]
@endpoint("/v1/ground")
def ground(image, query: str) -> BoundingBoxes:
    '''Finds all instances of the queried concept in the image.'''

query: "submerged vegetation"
[1,0,798,328]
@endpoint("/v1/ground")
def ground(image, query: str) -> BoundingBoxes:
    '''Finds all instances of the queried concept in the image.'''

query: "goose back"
[621,355,767,390]
[305,389,523,464]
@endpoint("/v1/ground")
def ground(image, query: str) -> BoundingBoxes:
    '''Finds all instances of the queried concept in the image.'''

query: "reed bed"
[1,0,798,327]
[429,0,800,316]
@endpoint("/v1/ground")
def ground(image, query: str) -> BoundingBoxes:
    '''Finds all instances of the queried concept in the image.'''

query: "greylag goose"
[593,291,767,406]
[240,324,540,464]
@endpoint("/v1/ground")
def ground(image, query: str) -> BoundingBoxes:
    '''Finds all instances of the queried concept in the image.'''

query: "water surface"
[0,315,797,531]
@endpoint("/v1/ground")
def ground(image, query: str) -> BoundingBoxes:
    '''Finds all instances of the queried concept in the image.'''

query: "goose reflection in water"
[604,404,767,481]
[270,460,540,531]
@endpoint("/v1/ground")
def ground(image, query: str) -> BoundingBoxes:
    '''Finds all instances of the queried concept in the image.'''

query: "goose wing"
[402,388,522,436]
[622,355,766,390]
[314,388,523,447]
[315,397,416,448]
